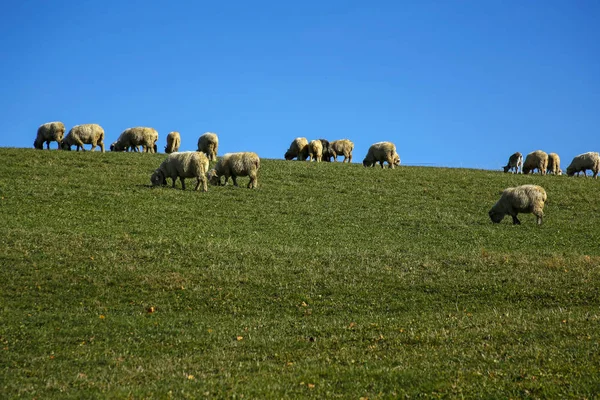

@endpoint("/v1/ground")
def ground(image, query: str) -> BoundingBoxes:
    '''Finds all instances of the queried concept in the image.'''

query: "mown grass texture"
[0,147,599,398]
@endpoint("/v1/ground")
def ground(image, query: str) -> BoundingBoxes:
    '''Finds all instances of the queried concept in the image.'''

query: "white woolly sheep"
[522,150,548,175]
[150,151,210,192]
[207,152,260,189]
[363,141,400,169]
[284,137,309,161]
[566,152,600,178]
[34,121,65,150]
[308,140,323,162]
[546,153,562,175]
[197,132,219,161]
[503,152,522,173]
[489,184,547,225]
[110,127,158,153]
[61,124,105,152]
[164,131,181,154]
[329,139,354,163]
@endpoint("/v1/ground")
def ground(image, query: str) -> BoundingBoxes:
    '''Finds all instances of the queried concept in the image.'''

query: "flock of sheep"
[34,121,598,225]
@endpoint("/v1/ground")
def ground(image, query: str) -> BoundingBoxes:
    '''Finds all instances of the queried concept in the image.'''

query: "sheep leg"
[75,138,86,151]
[180,178,186,190]
[511,214,521,225]
[231,176,239,187]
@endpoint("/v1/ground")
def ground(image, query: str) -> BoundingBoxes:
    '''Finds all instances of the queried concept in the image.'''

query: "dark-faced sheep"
[363,141,400,168]
[61,124,105,152]
[197,132,219,161]
[308,140,323,162]
[566,152,600,178]
[207,152,260,189]
[34,121,65,150]
[503,152,522,173]
[329,139,354,163]
[110,127,158,153]
[284,137,309,161]
[150,151,210,191]
[546,153,562,175]
[318,139,332,162]
[165,131,181,154]
[522,150,548,175]
[489,184,547,225]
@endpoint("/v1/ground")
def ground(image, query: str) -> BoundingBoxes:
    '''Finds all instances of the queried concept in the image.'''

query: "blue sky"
[1,0,598,169]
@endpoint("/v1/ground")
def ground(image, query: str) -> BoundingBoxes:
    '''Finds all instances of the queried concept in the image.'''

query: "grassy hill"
[1,147,598,398]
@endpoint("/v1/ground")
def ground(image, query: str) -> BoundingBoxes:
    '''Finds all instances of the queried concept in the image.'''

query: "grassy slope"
[0,148,598,398]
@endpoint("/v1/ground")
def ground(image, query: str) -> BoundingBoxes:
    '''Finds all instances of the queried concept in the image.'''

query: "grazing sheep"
[363,141,400,169]
[284,137,309,161]
[197,132,219,161]
[61,124,105,152]
[489,184,547,225]
[329,139,354,163]
[164,131,181,154]
[566,152,600,178]
[207,152,260,188]
[318,139,332,162]
[503,152,522,173]
[150,151,210,192]
[546,152,562,175]
[308,140,323,162]
[522,150,548,175]
[110,127,158,153]
[34,121,65,150]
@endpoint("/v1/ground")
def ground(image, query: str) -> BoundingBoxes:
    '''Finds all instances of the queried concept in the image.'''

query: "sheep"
[363,141,400,169]
[207,152,260,189]
[566,152,600,178]
[329,139,354,163]
[150,151,210,191]
[502,152,522,173]
[34,121,65,150]
[284,137,309,161]
[164,131,181,154]
[307,140,323,162]
[60,124,105,152]
[110,127,158,153]
[488,184,547,225]
[197,132,219,161]
[546,153,562,175]
[522,150,548,175]
[318,139,332,162]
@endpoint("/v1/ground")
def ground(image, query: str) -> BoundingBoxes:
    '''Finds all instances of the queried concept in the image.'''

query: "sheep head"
[488,210,505,223]
[150,170,166,186]
[207,169,221,186]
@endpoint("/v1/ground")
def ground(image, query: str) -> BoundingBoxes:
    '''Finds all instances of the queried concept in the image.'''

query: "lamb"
[546,152,562,175]
[522,150,548,175]
[307,140,323,162]
[502,152,522,173]
[284,137,309,161]
[329,139,354,163]
[566,152,600,178]
[197,132,219,161]
[34,121,65,150]
[61,124,105,152]
[110,127,158,153]
[150,151,210,192]
[164,131,181,154]
[488,184,547,225]
[363,141,400,169]
[207,152,260,189]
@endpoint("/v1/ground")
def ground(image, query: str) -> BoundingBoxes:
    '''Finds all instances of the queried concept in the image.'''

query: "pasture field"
[0,147,599,398]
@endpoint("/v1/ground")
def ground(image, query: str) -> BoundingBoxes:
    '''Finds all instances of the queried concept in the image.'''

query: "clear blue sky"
[1,0,598,169]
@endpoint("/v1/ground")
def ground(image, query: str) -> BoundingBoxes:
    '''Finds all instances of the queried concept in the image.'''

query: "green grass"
[1,147,599,398]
